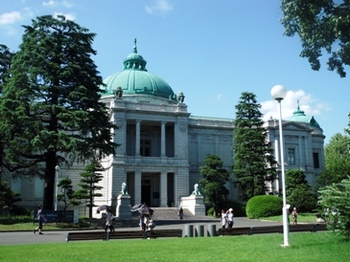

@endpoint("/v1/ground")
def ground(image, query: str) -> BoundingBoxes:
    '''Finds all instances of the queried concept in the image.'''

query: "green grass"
[0,216,95,231]
[0,232,349,262]
[262,213,319,223]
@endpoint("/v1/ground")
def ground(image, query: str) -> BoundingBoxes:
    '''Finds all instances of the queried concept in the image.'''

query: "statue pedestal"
[180,195,205,216]
[116,194,131,219]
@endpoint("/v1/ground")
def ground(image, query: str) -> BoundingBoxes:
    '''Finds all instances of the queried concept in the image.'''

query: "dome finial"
[134,38,137,53]
[297,99,300,110]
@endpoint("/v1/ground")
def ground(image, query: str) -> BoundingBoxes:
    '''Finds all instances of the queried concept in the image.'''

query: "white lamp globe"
[271,85,287,101]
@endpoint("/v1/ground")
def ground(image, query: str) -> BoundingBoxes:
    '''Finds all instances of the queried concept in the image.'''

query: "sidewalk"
[0,217,283,246]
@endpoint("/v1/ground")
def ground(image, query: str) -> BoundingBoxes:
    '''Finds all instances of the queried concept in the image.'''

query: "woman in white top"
[221,210,227,228]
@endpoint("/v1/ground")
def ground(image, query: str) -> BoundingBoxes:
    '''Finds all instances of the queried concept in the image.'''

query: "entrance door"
[141,179,151,206]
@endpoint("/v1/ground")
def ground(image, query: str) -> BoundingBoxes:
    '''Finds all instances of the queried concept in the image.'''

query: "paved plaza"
[0,217,283,245]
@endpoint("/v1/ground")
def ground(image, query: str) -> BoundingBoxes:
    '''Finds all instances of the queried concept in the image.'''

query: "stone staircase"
[150,207,212,221]
[151,207,186,220]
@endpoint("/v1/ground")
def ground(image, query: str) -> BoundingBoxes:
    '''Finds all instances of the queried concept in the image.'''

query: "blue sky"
[1,0,349,144]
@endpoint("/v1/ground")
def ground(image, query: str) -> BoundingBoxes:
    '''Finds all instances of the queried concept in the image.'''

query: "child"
[292,207,298,225]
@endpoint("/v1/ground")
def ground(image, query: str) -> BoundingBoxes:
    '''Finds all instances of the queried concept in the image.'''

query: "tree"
[0,181,21,215]
[74,161,103,218]
[0,44,13,94]
[199,154,229,217]
[57,177,80,212]
[281,0,350,77]
[286,169,317,212]
[318,177,350,240]
[0,45,13,177]
[233,92,277,200]
[0,15,117,210]
[317,133,350,188]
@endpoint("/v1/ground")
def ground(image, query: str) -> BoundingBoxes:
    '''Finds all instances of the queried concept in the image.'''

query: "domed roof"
[101,39,177,102]
[290,101,321,129]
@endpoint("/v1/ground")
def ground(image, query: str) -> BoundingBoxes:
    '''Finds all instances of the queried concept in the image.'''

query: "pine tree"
[0,181,21,215]
[57,177,80,212]
[0,15,117,210]
[74,162,104,218]
[199,154,229,217]
[286,169,316,212]
[233,92,276,200]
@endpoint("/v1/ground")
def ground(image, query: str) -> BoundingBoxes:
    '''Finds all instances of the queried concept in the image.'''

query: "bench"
[251,225,283,235]
[108,229,183,240]
[217,227,251,236]
[146,229,183,238]
[313,223,328,231]
[66,231,108,242]
[289,224,318,233]
[66,229,183,242]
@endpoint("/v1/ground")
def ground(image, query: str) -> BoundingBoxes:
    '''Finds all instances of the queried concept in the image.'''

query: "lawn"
[0,232,349,262]
[0,216,96,231]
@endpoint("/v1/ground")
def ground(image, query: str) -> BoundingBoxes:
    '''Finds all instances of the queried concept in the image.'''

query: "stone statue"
[121,182,128,195]
[191,183,201,196]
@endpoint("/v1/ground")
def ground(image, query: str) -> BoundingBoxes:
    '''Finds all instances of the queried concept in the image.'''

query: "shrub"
[207,200,246,217]
[318,177,350,240]
[246,195,282,219]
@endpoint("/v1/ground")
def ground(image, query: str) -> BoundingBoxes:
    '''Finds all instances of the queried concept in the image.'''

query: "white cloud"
[0,11,22,25]
[43,0,58,7]
[62,1,74,8]
[53,12,76,21]
[43,0,73,8]
[145,0,173,14]
[261,89,330,121]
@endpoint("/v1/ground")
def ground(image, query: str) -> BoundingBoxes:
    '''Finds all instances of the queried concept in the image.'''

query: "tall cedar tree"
[0,15,117,210]
[233,92,276,200]
[74,162,103,218]
[281,0,350,77]
[0,44,13,94]
[0,45,13,174]
[199,154,229,217]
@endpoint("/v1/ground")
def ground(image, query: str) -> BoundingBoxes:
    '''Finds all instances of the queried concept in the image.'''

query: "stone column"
[135,120,141,156]
[160,171,168,207]
[161,121,166,157]
[134,171,142,204]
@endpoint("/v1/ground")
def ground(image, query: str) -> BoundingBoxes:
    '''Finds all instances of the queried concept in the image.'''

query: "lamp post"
[271,84,289,247]
[54,165,60,211]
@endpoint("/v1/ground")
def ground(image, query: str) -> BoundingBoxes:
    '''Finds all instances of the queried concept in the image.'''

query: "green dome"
[290,102,321,129]
[101,39,177,102]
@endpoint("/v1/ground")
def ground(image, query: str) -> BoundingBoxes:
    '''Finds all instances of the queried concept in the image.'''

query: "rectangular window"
[287,148,295,165]
[313,152,320,168]
[140,140,151,157]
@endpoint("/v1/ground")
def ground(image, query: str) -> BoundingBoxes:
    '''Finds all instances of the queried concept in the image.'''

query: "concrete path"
[0,217,283,246]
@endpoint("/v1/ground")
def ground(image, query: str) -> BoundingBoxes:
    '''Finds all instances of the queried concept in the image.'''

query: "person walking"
[33,205,46,235]
[105,208,115,232]
[221,209,227,228]
[179,207,184,220]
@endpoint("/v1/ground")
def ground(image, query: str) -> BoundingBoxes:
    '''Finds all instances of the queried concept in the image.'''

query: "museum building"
[4,40,326,214]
